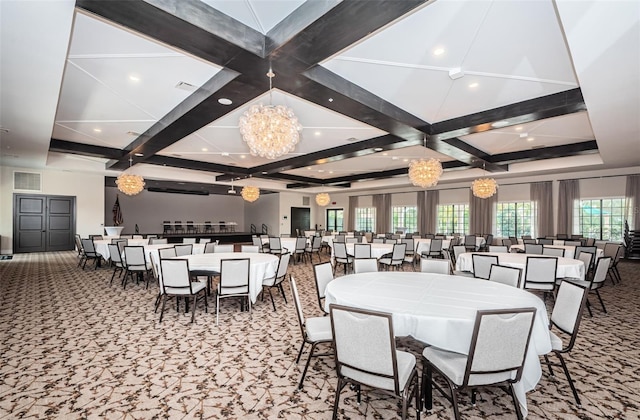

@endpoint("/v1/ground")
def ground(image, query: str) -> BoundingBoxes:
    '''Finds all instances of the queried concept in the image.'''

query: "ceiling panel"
[52,121,154,149]
[201,0,305,34]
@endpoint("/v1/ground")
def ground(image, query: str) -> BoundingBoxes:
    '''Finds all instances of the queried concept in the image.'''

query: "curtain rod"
[344,173,631,197]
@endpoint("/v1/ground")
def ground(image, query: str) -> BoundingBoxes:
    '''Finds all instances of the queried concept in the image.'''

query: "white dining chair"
[420,258,450,274]
[353,258,379,274]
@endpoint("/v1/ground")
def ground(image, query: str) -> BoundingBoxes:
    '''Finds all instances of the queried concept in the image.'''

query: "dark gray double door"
[13,194,76,253]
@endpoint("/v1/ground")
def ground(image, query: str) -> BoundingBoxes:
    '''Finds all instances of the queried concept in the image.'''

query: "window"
[354,207,375,232]
[437,204,469,235]
[575,198,625,241]
[326,209,344,232]
[495,201,535,238]
[391,206,417,233]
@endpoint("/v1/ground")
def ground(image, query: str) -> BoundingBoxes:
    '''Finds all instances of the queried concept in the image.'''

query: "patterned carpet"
[1,251,639,419]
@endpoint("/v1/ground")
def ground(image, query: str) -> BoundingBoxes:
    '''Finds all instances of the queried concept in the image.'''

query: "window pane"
[437,204,469,235]
[577,198,625,241]
[496,201,535,238]
[355,207,375,232]
[391,206,417,233]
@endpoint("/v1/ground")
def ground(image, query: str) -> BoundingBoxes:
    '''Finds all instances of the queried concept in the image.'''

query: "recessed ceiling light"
[433,47,445,56]
[221,152,229,157]
[515,126,523,131]
[403,158,409,162]
[240,155,246,159]
[527,137,535,142]
[93,128,101,133]
[218,98,232,105]
[129,75,140,82]
[374,147,383,152]
[202,148,208,152]
[262,171,267,174]
[329,171,334,174]
[382,152,388,156]
[318,169,325,173]
[134,153,143,157]
[392,156,399,160]
[328,98,334,102]
[492,120,510,128]
[468,82,479,88]
[314,131,321,136]
[519,133,528,138]
[307,167,312,170]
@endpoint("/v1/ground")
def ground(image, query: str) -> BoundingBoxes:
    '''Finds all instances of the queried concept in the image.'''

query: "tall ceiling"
[1,0,639,195]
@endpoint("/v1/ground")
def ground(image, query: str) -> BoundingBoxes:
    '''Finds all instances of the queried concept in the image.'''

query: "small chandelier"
[471,177,498,199]
[241,186,260,202]
[239,69,302,159]
[408,158,443,188]
[316,192,331,206]
[116,157,145,196]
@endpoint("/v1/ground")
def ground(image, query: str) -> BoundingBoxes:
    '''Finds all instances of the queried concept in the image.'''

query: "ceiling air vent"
[302,196,310,206]
[175,81,197,92]
[14,171,41,191]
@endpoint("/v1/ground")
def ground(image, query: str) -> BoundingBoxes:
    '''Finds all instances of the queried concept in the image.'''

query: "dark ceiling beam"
[432,88,587,141]
[50,139,125,160]
[486,140,599,165]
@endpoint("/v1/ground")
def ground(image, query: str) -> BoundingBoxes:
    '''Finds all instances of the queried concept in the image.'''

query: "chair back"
[219,259,250,293]
[372,238,385,244]
[333,242,349,259]
[524,244,543,254]
[158,247,177,259]
[241,245,260,253]
[290,276,307,335]
[295,237,307,253]
[252,236,263,248]
[463,308,536,387]
[335,234,346,243]
[585,237,596,246]
[502,238,513,249]
[603,242,621,259]
[464,235,476,248]
[523,238,537,245]
[81,238,98,255]
[346,237,358,244]
[574,246,596,268]
[401,238,414,253]
[313,262,334,313]
[123,246,147,268]
[269,237,282,251]
[275,252,291,280]
[488,264,522,288]
[420,258,449,274]
[353,243,371,259]
[576,252,593,274]
[149,238,168,244]
[204,242,216,253]
[538,238,553,245]
[310,236,322,251]
[542,246,565,257]
[489,245,508,253]
[524,256,557,290]
[182,237,196,244]
[330,304,402,393]
[215,244,234,253]
[471,254,499,279]
[551,281,589,351]
[149,252,161,289]
[429,238,443,252]
[563,240,581,247]
[159,258,192,293]
[452,245,466,262]
[199,238,211,244]
[108,244,123,265]
[391,243,407,263]
[174,244,193,256]
[590,257,612,289]
[353,258,379,273]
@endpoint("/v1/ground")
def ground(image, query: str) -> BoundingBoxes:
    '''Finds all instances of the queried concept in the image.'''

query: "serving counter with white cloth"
[94,238,148,260]
[329,242,394,259]
[324,272,551,417]
[509,244,603,259]
[456,252,585,280]
[171,253,278,303]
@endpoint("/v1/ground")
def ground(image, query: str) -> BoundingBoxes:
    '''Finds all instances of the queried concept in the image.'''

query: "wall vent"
[14,171,41,191]
[302,196,310,206]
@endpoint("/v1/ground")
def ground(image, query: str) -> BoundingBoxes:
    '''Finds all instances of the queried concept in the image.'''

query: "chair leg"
[267,287,276,311]
[544,354,554,376]
[586,299,593,317]
[278,282,288,304]
[159,295,167,322]
[449,385,461,420]
[332,378,347,420]
[556,351,582,407]
[295,341,306,364]
[421,363,433,411]
[508,382,524,420]
[154,293,161,313]
[298,342,318,389]
[595,289,607,313]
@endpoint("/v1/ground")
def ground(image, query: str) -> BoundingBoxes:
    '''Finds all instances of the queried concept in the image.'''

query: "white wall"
[104,186,245,235]
[244,192,279,235]
[0,165,104,254]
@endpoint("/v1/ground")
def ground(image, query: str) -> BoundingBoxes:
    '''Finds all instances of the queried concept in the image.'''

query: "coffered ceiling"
[1,0,638,195]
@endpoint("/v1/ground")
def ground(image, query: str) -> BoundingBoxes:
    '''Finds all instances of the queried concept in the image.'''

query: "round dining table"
[329,242,394,259]
[508,244,603,259]
[456,252,586,280]
[93,238,148,260]
[324,271,551,417]
[171,253,278,304]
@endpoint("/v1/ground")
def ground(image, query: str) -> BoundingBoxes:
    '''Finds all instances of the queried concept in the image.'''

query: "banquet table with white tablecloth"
[93,238,148,260]
[509,244,603,259]
[456,252,585,280]
[324,271,551,417]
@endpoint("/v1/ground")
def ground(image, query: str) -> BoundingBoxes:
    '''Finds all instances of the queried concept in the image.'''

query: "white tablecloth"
[456,252,585,280]
[324,272,550,416]
[414,238,452,254]
[509,244,603,259]
[94,238,148,260]
[145,243,205,265]
[329,242,394,259]
[322,235,368,247]
[172,253,278,303]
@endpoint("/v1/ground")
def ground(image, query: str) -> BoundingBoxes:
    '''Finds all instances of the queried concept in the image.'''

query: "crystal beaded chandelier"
[408,158,443,188]
[241,186,260,202]
[116,157,145,196]
[471,177,498,198]
[315,192,331,206]
[239,70,302,159]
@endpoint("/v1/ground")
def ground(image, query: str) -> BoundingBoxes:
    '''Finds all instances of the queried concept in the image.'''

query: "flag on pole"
[113,195,124,226]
